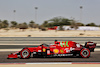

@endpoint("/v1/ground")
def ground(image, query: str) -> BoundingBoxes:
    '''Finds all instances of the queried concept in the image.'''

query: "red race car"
[7,40,96,59]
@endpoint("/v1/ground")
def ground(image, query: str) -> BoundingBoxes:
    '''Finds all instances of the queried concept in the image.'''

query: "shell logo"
[53,49,59,54]
[43,48,46,52]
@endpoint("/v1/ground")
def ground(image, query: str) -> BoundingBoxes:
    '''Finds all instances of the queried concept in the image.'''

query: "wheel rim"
[22,50,29,58]
[82,50,89,57]
[80,48,90,58]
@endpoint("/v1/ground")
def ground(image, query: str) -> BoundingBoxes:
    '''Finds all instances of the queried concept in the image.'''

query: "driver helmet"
[55,40,57,42]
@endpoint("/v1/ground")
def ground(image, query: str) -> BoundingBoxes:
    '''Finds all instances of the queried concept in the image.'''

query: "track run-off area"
[0,37,100,63]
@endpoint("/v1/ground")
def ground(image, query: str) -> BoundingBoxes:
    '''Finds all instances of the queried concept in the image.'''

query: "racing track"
[0,51,100,63]
[0,37,100,62]
[0,45,100,49]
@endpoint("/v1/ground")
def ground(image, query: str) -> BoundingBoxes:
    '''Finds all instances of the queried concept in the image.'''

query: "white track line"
[0,49,22,51]
[26,62,72,64]
[0,62,100,64]
[0,62,72,65]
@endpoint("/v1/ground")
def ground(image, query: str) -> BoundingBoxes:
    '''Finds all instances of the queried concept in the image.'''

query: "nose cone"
[7,54,18,59]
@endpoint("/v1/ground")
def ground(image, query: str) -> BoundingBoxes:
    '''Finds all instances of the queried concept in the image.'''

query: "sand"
[0,64,100,67]
[0,29,100,37]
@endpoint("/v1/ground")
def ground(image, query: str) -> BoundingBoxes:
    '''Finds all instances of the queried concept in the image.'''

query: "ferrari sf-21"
[7,40,96,59]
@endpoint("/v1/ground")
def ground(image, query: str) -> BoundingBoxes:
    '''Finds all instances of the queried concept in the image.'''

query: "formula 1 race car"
[7,40,96,59]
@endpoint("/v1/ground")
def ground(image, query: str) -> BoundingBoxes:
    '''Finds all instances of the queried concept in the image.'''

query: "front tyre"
[20,49,31,59]
[80,48,90,58]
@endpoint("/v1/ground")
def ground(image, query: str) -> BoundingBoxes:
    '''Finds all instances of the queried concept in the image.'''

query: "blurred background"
[0,0,100,37]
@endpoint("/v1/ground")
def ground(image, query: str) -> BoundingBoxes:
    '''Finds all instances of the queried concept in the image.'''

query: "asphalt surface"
[0,45,100,49]
[0,51,100,63]
[0,37,100,62]
[0,45,38,49]
[0,37,99,44]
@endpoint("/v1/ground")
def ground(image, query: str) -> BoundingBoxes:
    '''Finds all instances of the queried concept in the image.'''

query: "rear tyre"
[20,49,31,59]
[80,48,90,58]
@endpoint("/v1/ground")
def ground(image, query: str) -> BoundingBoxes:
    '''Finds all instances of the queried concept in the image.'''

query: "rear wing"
[85,42,96,52]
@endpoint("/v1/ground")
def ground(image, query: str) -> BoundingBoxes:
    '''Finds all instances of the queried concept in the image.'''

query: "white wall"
[57,26,100,31]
